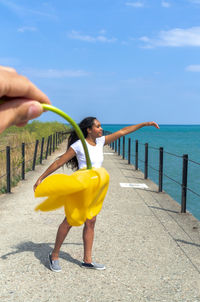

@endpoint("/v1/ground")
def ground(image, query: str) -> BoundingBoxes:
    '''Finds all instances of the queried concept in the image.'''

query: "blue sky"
[1,0,200,124]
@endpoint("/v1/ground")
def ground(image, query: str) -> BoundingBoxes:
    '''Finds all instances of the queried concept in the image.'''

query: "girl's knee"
[85,216,96,228]
[61,217,72,229]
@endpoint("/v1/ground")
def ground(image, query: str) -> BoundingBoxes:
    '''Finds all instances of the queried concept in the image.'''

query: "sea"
[102,124,200,221]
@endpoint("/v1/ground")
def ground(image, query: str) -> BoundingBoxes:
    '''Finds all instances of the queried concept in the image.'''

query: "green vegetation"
[0,121,70,194]
[0,121,69,148]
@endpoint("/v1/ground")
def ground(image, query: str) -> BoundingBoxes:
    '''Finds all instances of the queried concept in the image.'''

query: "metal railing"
[0,131,68,194]
[104,130,199,215]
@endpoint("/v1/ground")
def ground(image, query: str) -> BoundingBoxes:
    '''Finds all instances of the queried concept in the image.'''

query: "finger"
[154,122,160,129]
[16,121,29,127]
[0,66,17,73]
[19,77,51,105]
[0,68,50,104]
[6,76,50,104]
[0,99,43,133]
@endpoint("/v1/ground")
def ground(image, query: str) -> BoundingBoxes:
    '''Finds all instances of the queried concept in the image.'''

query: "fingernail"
[28,103,43,119]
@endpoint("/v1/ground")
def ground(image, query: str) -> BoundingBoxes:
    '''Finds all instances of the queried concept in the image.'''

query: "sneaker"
[48,253,61,272]
[81,261,106,270]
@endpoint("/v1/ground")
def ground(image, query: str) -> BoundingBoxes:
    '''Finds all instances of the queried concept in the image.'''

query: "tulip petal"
[65,168,109,225]
[35,195,66,212]
[64,169,99,226]
[86,168,109,219]
[35,174,86,197]
[35,168,110,227]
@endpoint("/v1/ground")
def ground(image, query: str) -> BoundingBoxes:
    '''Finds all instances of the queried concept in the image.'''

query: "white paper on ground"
[119,183,148,189]
[103,153,114,155]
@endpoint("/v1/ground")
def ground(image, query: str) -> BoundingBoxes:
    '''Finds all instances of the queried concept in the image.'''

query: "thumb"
[0,99,43,133]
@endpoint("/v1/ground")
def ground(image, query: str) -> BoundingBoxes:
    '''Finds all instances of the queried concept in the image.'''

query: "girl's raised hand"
[147,121,160,129]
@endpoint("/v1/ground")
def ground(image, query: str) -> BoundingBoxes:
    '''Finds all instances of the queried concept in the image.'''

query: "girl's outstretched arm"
[104,121,159,145]
[33,147,75,191]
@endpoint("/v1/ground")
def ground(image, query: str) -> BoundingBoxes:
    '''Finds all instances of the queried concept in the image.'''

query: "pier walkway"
[0,143,200,302]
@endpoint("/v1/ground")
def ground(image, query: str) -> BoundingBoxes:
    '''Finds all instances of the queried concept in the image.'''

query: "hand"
[33,179,42,192]
[146,121,160,129]
[0,66,51,133]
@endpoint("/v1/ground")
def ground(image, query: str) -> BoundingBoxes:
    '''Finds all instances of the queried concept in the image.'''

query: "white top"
[70,136,105,169]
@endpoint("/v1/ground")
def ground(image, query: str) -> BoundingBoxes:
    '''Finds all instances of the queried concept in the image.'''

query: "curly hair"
[66,117,97,170]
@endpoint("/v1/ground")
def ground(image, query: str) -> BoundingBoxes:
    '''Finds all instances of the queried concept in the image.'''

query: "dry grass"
[0,135,55,193]
[0,122,69,193]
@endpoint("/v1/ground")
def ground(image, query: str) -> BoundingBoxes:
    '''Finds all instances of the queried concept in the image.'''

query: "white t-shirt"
[70,136,105,169]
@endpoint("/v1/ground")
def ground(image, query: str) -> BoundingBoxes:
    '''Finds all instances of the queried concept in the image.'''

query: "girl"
[34,117,159,272]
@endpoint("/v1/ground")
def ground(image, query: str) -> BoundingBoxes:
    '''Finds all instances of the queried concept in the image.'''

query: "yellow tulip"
[35,167,109,226]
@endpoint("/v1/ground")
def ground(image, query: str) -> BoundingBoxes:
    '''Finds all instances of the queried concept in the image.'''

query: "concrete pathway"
[0,143,200,302]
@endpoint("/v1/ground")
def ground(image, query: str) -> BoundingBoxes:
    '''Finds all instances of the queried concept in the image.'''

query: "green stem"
[42,104,92,169]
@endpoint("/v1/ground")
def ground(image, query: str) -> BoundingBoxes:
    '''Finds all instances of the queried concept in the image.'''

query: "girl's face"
[88,119,103,138]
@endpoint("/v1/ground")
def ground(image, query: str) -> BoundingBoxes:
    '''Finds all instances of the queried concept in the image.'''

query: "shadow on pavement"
[1,241,83,269]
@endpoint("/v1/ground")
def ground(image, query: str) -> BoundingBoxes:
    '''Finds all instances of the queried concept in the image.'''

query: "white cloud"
[189,0,200,4]
[99,29,106,35]
[121,41,129,45]
[140,36,150,42]
[0,0,57,20]
[140,27,200,48]
[22,68,90,78]
[186,65,200,72]
[18,26,37,33]
[161,1,171,7]
[68,30,117,43]
[125,1,144,7]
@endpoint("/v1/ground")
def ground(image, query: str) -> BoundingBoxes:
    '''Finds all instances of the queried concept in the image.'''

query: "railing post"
[128,138,131,164]
[32,140,39,171]
[144,143,148,179]
[40,137,44,164]
[118,138,121,156]
[181,154,188,213]
[57,132,59,145]
[22,143,25,180]
[6,146,11,193]
[135,140,138,170]
[115,140,117,153]
[45,136,50,159]
[56,132,58,148]
[49,135,52,155]
[159,147,163,192]
[53,133,55,152]
[122,136,125,159]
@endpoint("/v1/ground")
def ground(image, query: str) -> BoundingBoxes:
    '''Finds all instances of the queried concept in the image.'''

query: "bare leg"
[51,217,72,260]
[82,216,96,263]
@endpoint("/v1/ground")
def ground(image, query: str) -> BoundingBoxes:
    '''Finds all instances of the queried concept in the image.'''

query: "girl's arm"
[105,121,159,145]
[33,147,76,191]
